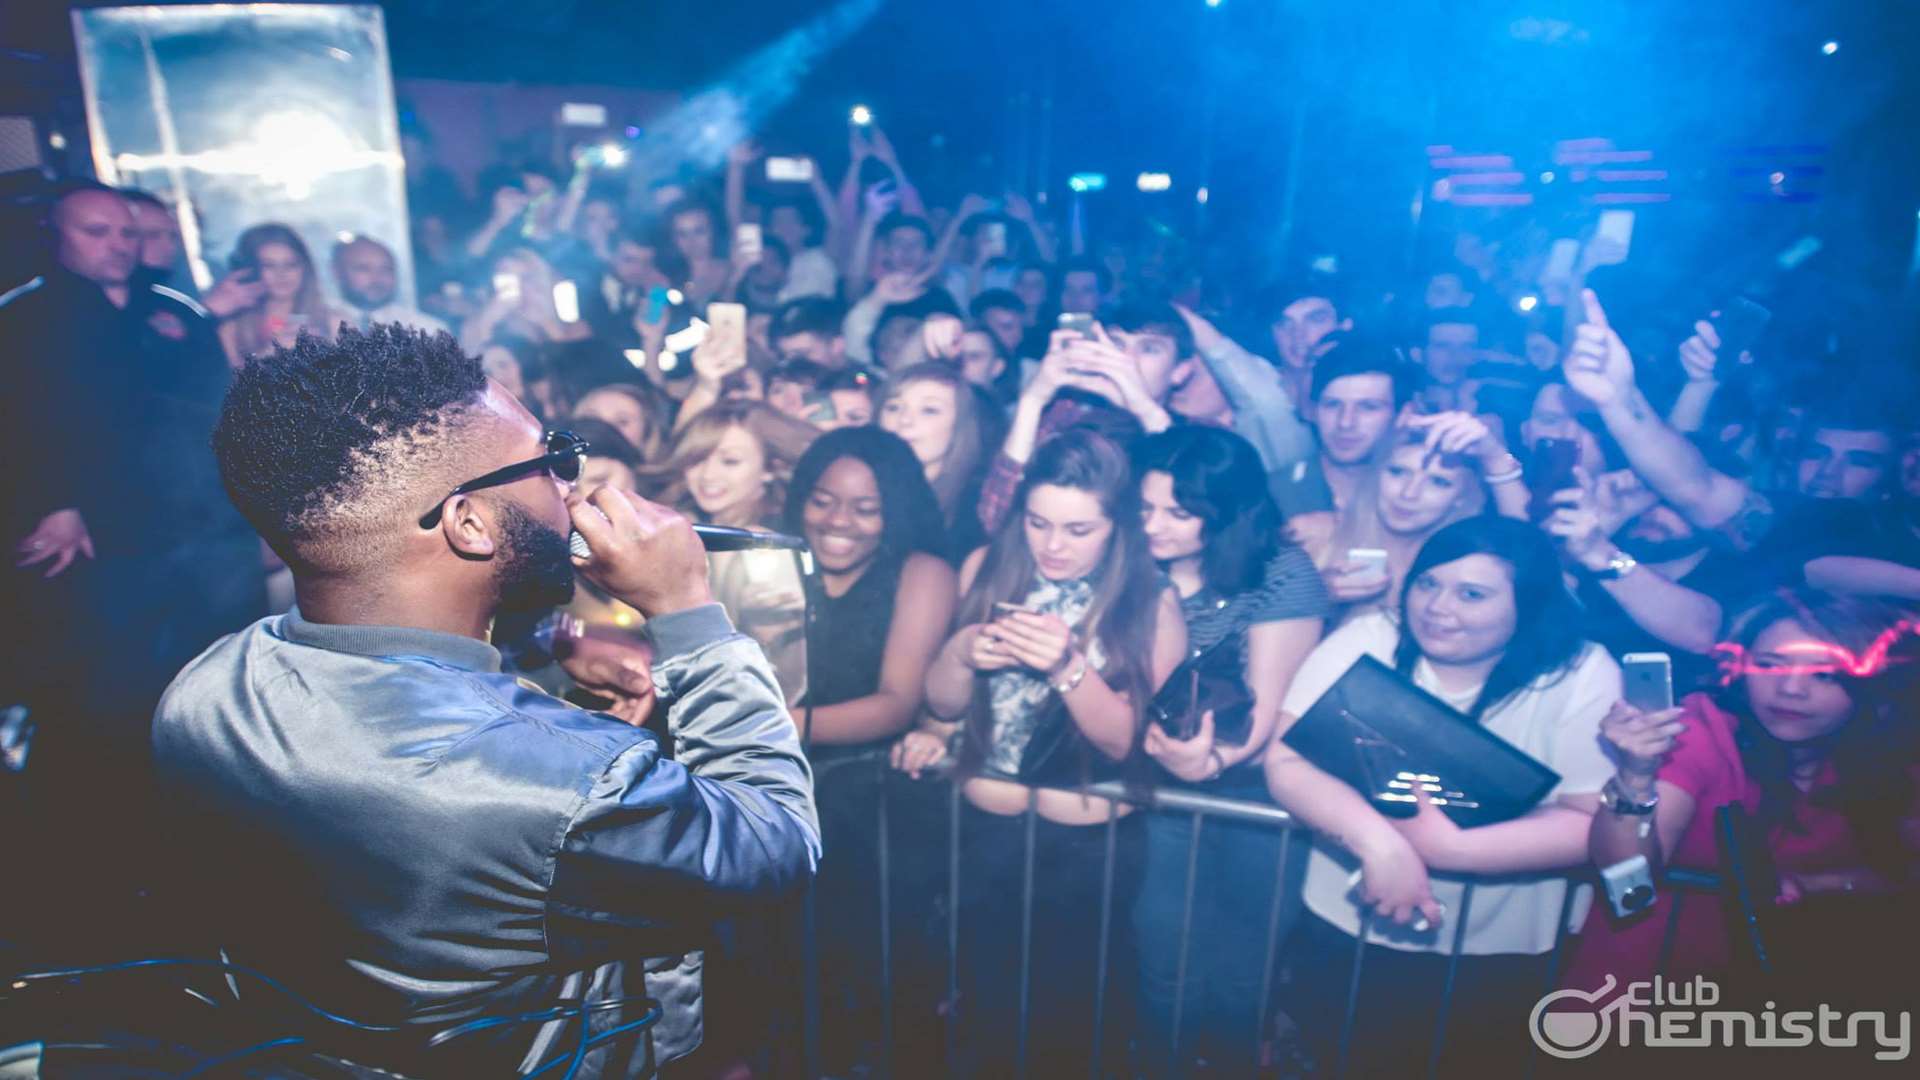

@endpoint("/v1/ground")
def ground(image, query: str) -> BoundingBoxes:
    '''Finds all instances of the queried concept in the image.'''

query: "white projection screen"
[73,4,414,305]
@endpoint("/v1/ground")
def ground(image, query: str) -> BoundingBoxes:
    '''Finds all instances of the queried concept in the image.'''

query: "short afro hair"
[212,324,489,571]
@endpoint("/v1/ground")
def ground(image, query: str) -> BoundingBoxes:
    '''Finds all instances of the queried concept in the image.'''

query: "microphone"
[569,524,807,559]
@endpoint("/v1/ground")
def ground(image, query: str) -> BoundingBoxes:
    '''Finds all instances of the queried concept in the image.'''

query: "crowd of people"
[4,108,1919,1077]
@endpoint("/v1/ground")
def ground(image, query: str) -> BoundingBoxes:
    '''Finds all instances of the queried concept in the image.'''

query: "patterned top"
[981,573,1109,777]
[1179,544,1331,654]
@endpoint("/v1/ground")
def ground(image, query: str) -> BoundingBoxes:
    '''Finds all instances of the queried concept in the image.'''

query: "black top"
[1575,547,1754,694]
[799,554,905,752]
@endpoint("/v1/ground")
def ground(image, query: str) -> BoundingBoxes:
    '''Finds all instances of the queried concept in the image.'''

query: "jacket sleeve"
[545,604,819,946]
[1197,337,1318,471]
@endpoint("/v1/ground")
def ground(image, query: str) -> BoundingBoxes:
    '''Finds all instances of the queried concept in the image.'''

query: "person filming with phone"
[154,324,820,1077]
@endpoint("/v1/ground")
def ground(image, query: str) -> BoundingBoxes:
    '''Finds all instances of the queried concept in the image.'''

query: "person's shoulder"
[900,550,958,591]
[1285,511,1336,559]
[957,545,989,595]
[1318,608,1398,659]
[0,274,48,313]
[148,282,211,321]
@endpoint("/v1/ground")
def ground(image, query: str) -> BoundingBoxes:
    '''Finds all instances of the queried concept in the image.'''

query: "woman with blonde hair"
[218,223,347,367]
[1289,411,1526,623]
[648,400,819,696]
[876,361,997,560]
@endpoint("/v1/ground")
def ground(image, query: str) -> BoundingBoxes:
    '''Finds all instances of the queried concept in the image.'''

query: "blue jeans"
[1131,809,1306,1073]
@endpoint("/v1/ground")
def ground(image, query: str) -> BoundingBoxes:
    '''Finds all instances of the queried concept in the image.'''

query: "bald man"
[331,234,449,336]
[0,183,264,947]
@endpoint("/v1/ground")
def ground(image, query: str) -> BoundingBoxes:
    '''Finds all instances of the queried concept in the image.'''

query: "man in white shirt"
[332,235,450,337]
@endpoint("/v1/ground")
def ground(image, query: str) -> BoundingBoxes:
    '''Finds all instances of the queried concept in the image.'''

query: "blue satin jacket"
[152,603,819,1077]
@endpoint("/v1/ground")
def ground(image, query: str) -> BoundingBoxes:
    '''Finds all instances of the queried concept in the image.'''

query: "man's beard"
[342,287,392,312]
[494,502,577,615]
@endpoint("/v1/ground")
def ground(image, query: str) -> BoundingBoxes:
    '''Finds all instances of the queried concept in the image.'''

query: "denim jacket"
[152,603,819,1077]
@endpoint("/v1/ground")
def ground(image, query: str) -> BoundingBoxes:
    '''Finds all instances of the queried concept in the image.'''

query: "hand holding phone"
[766,156,815,183]
[734,223,764,264]
[1527,437,1581,521]
[1622,652,1675,713]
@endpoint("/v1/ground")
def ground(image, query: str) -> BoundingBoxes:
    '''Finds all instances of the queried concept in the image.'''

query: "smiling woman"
[1266,516,1619,1074]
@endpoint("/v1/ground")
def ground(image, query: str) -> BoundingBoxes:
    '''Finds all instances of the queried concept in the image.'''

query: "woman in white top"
[1266,516,1620,1075]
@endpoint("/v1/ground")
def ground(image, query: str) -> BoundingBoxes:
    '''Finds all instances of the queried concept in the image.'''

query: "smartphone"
[551,280,580,324]
[766,156,814,183]
[492,272,521,304]
[1057,312,1095,341]
[1622,652,1675,713]
[1346,548,1389,577]
[979,220,1008,259]
[735,223,763,262]
[1541,238,1579,283]
[1591,210,1635,265]
[642,284,671,323]
[993,600,1037,617]
[1711,297,1772,361]
[707,302,747,356]
[1527,437,1581,521]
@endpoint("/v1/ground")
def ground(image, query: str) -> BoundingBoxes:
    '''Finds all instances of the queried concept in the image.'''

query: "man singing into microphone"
[153,324,818,1077]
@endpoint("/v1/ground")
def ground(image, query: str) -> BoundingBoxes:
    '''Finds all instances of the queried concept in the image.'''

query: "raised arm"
[723,141,756,236]
[1544,477,1725,654]
[1174,305,1317,468]
[1563,290,1770,547]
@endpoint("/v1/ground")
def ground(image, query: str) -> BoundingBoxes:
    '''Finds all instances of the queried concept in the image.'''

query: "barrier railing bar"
[1015,789,1038,1079]
[944,780,961,1077]
[1088,799,1120,1079]
[875,760,894,1079]
[801,877,821,1080]
[1333,913,1370,1079]
[1524,881,1582,1080]
[1424,882,1477,1080]
[1167,810,1205,1073]
[1253,827,1294,1069]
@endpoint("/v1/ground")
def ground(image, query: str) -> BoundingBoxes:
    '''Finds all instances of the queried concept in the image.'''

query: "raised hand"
[921,312,963,360]
[1600,702,1686,780]
[1400,410,1505,468]
[863,180,901,221]
[1541,469,1616,572]
[726,139,763,170]
[13,508,94,578]
[1562,289,1635,408]
[872,267,932,305]
[1171,303,1225,355]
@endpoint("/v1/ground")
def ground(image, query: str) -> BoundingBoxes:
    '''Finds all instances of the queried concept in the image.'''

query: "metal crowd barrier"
[791,754,1726,1079]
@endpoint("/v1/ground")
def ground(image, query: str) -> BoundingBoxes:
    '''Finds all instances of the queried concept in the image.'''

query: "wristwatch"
[1590,549,1639,581]
[1602,775,1659,815]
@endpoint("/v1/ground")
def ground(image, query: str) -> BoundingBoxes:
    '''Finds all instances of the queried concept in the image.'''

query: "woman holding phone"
[218,223,346,368]
[1288,412,1525,623]
[1266,516,1620,1075]
[1130,426,1329,1073]
[893,429,1185,1073]
[1572,588,1920,991]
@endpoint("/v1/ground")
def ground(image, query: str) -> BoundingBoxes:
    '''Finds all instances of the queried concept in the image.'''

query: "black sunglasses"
[417,430,590,529]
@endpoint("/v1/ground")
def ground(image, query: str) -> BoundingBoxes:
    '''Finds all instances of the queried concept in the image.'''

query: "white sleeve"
[1545,646,1622,796]
[1279,614,1394,718]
